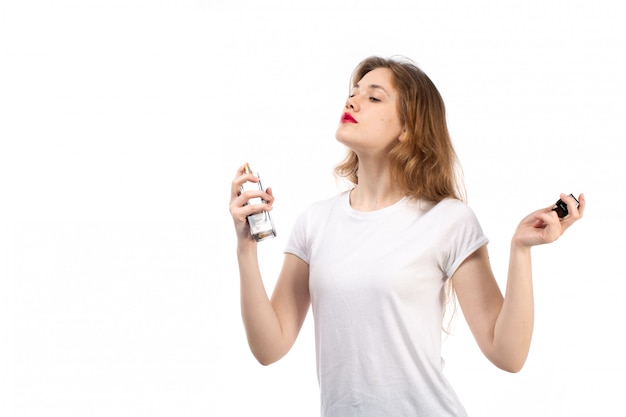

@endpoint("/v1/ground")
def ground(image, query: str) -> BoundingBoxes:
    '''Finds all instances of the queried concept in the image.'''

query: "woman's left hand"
[513,193,585,248]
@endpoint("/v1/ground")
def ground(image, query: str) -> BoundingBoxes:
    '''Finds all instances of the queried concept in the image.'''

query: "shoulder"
[422,198,484,234]
[434,197,471,210]
[431,198,480,220]
[385,198,483,237]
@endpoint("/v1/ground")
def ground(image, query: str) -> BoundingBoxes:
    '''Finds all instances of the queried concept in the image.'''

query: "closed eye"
[369,97,381,102]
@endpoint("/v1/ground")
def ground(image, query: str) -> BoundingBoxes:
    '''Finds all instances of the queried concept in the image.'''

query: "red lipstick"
[341,112,357,123]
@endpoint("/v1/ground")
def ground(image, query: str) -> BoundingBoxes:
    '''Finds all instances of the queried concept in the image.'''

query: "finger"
[534,210,560,228]
[265,187,275,204]
[560,193,583,220]
[230,168,260,198]
[537,210,563,241]
[557,194,585,233]
[560,193,577,211]
[237,201,273,219]
[229,196,273,222]
[576,193,585,217]
[231,191,274,225]
[532,218,544,228]
[237,189,273,204]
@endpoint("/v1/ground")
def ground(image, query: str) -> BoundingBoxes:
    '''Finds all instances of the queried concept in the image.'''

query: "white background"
[1,1,624,416]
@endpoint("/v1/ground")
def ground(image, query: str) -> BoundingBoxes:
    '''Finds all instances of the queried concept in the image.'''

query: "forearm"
[463,198,584,373]
[237,242,287,365]
[492,242,534,372]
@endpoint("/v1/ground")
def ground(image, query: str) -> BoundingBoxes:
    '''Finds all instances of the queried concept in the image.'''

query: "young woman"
[228,56,584,417]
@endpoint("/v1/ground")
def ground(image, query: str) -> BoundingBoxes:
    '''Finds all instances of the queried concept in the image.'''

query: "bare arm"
[230,164,311,365]
[452,194,585,373]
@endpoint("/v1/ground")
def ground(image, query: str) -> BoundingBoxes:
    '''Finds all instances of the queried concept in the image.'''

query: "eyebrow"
[354,83,391,97]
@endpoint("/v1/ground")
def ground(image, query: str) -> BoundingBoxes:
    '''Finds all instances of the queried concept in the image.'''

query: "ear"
[399,129,408,142]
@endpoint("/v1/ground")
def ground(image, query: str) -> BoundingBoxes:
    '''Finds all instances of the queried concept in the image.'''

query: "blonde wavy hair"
[335,56,465,203]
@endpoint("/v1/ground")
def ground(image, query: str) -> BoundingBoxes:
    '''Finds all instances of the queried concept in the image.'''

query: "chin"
[335,129,353,146]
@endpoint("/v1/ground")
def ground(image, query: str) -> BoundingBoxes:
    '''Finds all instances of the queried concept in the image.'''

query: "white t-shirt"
[284,191,489,417]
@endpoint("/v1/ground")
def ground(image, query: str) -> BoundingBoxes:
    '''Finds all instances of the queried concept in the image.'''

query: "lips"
[341,112,357,123]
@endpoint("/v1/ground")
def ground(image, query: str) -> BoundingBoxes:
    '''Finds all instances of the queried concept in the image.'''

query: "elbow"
[256,355,279,367]
[486,336,532,373]
[251,347,286,366]
[492,355,528,374]
[246,332,294,366]
[498,362,524,374]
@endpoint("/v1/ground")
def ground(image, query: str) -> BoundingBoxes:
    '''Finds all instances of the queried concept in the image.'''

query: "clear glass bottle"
[241,164,277,242]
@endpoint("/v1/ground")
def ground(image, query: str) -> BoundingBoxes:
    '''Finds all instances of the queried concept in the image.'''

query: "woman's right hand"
[229,163,275,243]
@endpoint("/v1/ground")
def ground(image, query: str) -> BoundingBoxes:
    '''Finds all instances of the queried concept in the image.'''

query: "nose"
[345,95,359,111]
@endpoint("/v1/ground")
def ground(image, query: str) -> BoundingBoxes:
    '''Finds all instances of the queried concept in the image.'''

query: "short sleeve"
[284,208,311,264]
[442,201,489,279]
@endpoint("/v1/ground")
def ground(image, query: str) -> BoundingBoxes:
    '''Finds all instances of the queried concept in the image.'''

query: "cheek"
[377,115,394,127]
[379,116,402,135]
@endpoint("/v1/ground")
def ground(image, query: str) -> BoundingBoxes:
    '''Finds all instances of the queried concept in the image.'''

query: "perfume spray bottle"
[241,164,277,242]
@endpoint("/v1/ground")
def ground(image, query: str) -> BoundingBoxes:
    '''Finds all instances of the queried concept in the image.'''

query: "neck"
[349,159,405,212]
